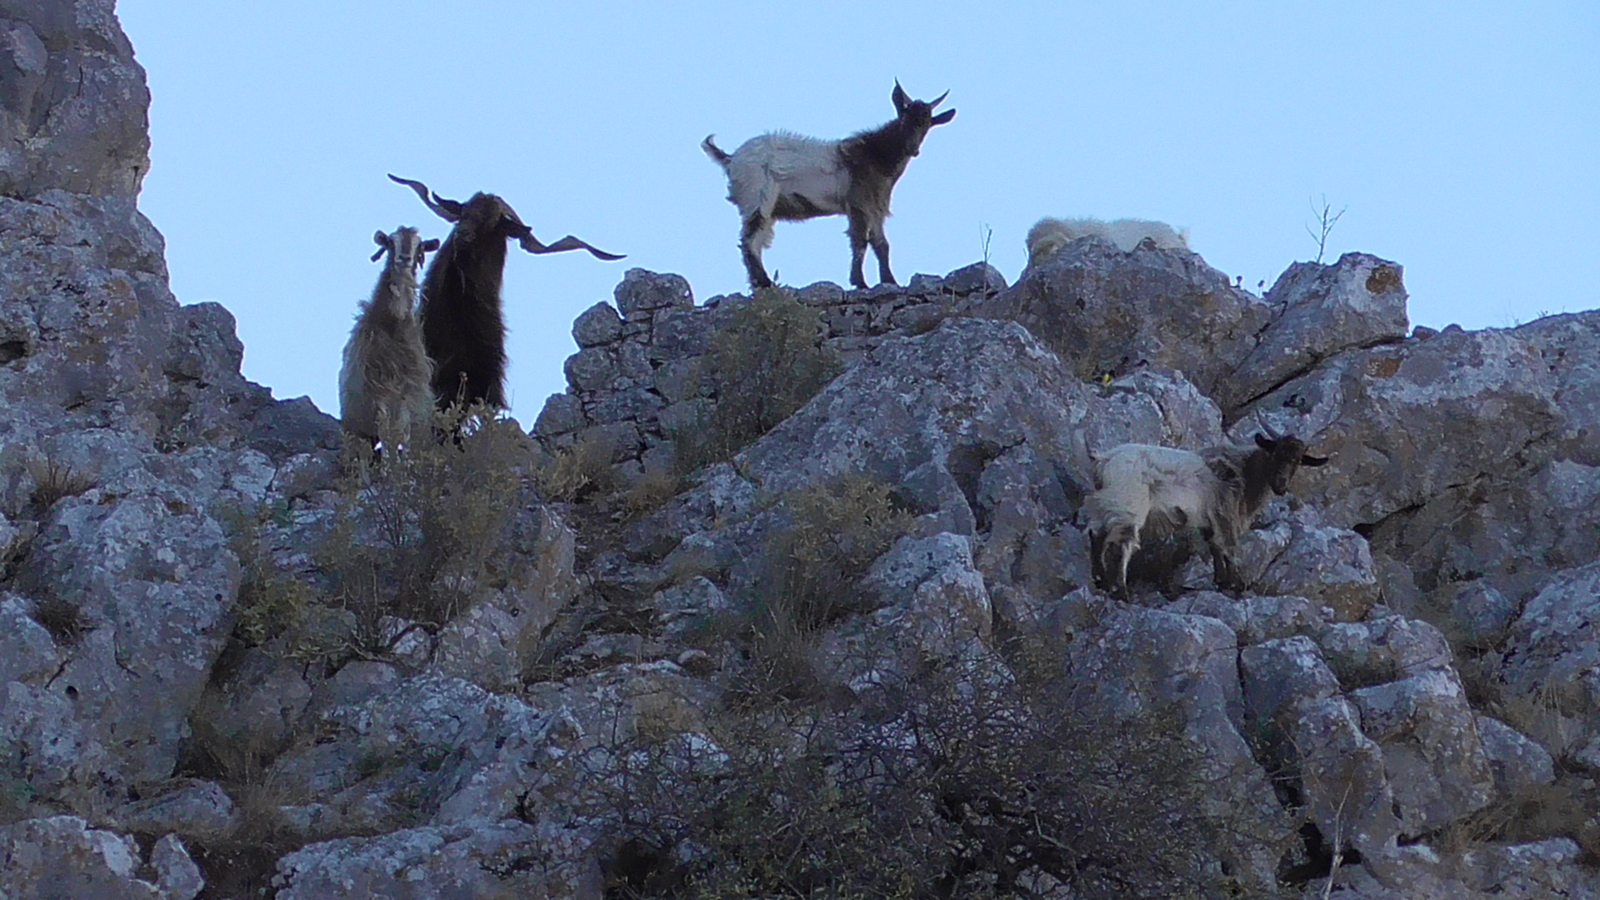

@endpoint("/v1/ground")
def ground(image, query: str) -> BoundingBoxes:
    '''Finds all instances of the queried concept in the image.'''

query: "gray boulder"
[0,0,151,200]
[1494,560,1600,760]
[972,237,1272,397]
[0,815,202,899]
[1220,253,1409,412]
[273,818,601,900]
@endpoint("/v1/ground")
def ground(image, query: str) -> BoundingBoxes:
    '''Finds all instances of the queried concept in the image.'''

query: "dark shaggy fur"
[390,175,623,409]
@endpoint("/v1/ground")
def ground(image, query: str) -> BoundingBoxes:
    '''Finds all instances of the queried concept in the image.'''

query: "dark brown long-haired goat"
[390,175,624,410]
[702,81,955,290]
[1084,430,1329,600]
[339,226,439,445]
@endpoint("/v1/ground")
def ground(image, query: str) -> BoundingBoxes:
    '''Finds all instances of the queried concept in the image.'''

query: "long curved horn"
[517,230,625,261]
[388,174,464,223]
[929,90,950,108]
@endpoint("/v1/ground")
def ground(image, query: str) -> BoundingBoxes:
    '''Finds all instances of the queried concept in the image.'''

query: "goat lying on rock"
[340,226,439,446]
[1084,432,1327,600]
[1026,217,1189,267]
[703,81,955,290]
[391,175,624,410]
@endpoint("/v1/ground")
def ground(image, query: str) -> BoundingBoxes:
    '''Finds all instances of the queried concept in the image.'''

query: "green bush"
[675,288,841,473]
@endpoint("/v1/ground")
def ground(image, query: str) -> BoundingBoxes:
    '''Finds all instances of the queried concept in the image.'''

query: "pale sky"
[118,1,1599,423]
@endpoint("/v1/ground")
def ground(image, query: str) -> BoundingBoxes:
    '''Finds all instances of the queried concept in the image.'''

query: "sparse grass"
[25,454,95,518]
[1439,777,1598,858]
[674,287,840,475]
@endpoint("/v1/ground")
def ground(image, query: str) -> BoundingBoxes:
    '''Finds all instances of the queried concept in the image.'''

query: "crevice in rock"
[1221,334,1407,424]
[1279,821,1361,887]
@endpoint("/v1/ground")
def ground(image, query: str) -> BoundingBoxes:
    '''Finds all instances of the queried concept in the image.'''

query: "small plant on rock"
[675,287,840,473]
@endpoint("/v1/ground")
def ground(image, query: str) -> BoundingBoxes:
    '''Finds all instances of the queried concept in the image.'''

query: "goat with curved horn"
[389,174,625,409]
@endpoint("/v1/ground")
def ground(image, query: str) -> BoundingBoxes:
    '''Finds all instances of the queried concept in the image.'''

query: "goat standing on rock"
[391,175,624,410]
[703,81,955,290]
[1084,432,1328,600]
[340,226,439,447]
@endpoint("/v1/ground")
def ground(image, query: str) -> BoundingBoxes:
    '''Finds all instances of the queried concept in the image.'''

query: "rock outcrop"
[2,1,1598,897]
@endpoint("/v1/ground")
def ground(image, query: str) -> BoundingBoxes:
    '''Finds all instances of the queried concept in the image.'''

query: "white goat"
[1084,433,1327,600]
[703,81,955,290]
[339,226,439,447]
[1026,217,1190,268]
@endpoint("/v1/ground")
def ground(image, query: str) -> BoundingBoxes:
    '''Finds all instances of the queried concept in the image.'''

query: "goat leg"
[871,232,896,285]
[741,216,774,289]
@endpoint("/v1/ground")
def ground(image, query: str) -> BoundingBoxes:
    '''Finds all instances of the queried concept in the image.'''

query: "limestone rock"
[273,818,601,900]
[0,815,201,899]
[973,236,1272,397]
[1220,252,1409,412]
[1494,561,1600,759]
[0,0,151,199]
[1234,326,1561,531]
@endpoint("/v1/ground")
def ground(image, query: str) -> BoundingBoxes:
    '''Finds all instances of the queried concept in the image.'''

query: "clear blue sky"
[118,1,1598,423]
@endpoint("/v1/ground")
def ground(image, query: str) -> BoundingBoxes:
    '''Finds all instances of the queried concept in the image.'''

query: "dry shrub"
[675,287,840,472]
[536,429,618,503]
[216,502,318,650]
[334,404,529,631]
[759,473,911,631]
[730,474,911,703]
[589,642,1268,900]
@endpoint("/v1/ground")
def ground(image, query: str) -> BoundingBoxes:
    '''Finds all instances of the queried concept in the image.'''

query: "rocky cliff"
[2,2,1599,899]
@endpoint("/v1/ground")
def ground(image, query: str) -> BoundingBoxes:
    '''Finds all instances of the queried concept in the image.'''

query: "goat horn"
[388,174,462,223]
[929,90,949,108]
[518,231,625,261]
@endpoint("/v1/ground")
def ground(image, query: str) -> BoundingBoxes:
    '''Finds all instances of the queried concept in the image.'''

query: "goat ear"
[892,80,910,115]
[370,230,390,262]
[1300,454,1330,468]
[420,238,441,253]
[931,108,956,126]
[1254,433,1275,450]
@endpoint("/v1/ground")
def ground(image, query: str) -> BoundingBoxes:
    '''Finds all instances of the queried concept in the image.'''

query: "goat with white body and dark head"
[339,226,440,446]
[703,81,955,290]
[1084,431,1329,601]
[391,175,625,410]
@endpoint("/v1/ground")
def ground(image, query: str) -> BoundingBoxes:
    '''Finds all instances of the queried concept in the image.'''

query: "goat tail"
[701,134,732,169]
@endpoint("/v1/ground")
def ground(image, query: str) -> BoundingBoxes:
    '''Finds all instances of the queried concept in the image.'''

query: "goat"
[703,81,955,291]
[390,174,624,410]
[1084,431,1328,600]
[1026,217,1190,268]
[339,226,440,446]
